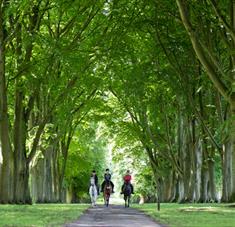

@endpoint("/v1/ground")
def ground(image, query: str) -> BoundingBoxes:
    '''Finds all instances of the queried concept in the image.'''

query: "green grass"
[0,204,89,227]
[133,203,235,227]
[1,202,235,227]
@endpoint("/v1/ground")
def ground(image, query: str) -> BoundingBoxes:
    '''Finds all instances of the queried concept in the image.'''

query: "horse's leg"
[92,196,95,207]
[92,191,96,207]
[90,187,95,207]
[94,195,96,206]
[90,194,93,206]
[104,194,107,207]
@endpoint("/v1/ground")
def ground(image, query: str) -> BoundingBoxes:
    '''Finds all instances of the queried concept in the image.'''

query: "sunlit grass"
[0,204,89,227]
[133,203,235,227]
[1,202,234,226]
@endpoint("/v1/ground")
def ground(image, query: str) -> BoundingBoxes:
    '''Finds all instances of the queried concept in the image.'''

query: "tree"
[176,0,235,201]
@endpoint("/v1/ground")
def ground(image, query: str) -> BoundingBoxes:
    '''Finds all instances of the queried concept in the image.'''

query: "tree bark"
[195,139,202,202]
[229,0,235,201]
[0,6,13,204]
[58,140,69,202]
[230,100,235,201]
[208,158,217,201]
[176,0,235,202]
[13,87,31,204]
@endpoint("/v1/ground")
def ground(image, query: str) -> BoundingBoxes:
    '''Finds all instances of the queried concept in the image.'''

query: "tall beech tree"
[0,0,107,204]
[99,0,227,203]
[1,0,235,204]
[176,0,235,201]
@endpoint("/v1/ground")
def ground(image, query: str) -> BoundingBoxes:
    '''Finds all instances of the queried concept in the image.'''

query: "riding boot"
[111,181,115,193]
[97,185,100,195]
[120,184,124,194]
[101,181,104,192]
[131,184,134,194]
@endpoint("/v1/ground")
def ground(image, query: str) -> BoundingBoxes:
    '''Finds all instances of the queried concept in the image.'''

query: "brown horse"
[103,181,112,207]
[123,183,131,208]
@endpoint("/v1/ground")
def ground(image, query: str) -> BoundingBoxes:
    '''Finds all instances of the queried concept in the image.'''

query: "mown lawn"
[0,204,89,227]
[133,203,235,227]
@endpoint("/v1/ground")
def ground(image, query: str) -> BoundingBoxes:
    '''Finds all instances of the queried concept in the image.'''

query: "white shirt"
[90,177,95,186]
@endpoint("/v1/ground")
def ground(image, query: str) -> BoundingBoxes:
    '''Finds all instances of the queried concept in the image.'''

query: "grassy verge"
[133,203,235,227]
[0,203,89,227]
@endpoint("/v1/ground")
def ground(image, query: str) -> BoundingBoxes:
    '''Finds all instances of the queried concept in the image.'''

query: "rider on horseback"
[121,170,134,194]
[90,170,99,195]
[101,168,115,193]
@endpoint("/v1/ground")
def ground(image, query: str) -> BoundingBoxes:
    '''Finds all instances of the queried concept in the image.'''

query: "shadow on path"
[64,204,165,227]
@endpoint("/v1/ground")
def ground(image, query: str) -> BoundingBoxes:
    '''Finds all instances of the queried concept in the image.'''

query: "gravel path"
[64,204,165,227]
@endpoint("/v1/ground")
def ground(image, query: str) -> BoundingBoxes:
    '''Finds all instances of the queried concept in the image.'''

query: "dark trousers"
[96,184,100,195]
[122,183,134,193]
[101,180,114,192]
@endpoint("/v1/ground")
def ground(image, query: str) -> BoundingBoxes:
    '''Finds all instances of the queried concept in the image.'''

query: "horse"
[89,179,98,207]
[103,181,112,207]
[123,182,131,208]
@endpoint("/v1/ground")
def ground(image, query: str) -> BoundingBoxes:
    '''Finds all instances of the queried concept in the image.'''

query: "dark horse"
[103,181,112,207]
[123,182,131,208]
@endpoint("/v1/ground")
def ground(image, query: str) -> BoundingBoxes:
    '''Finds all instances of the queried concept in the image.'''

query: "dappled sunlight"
[179,206,220,213]
[135,203,235,227]
[0,204,89,226]
[0,1,235,227]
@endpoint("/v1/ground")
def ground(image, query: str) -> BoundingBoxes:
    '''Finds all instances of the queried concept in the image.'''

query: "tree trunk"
[220,101,235,202]
[176,0,235,202]
[52,145,59,202]
[230,100,235,201]
[199,166,209,202]
[183,141,191,202]
[169,171,177,202]
[59,145,68,202]
[162,171,175,202]
[208,158,217,201]
[187,120,196,202]
[177,111,185,203]
[195,139,202,202]
[221,142,232,202]
[58,134,72,202]
[13,88,31,204]
[199,138,209,202]
[43,147,53,202]
[0,8,14,203]
[34,159,44,203]
[229,0,235,201]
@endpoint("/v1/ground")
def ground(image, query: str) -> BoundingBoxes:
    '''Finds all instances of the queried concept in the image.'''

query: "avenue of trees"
[0,0,235,204]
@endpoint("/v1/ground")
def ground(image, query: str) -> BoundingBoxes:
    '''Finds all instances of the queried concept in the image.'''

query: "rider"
[121,170,134,194]
[101,168,115,193]
[90,170,99,195]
